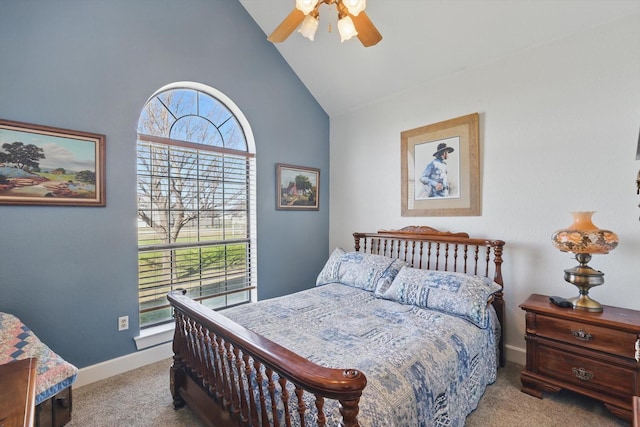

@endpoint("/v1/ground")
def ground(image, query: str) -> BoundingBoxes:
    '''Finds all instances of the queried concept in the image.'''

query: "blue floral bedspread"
[0,312,78,405]
[221,283,500,427]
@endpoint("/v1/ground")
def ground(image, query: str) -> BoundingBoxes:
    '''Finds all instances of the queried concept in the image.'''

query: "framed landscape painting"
[0,119,106,206]
[276,163,319,210]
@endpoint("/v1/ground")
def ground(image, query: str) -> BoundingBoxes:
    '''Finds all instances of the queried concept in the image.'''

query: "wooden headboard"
[353,225,506,366]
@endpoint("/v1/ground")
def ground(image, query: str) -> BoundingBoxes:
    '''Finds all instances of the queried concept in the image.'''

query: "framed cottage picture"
[401,113,480,216]
[276,163,319,211]
[0,119,106,206]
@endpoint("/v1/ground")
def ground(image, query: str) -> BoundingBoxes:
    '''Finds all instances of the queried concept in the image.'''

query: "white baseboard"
[505,344,526,366]
[74,342,173,388]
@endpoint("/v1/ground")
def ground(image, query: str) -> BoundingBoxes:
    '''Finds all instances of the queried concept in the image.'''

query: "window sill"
[134,322,175,350]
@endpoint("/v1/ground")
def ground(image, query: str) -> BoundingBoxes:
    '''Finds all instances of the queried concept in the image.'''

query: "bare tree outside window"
[136,87,255,327]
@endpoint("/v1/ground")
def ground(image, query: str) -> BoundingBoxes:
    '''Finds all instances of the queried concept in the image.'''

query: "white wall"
[329,14,640,363]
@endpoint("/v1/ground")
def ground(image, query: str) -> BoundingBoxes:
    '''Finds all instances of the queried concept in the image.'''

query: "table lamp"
[551,211,618,312]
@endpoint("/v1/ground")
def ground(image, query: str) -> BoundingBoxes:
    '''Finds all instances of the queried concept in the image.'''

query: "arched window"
[136,82,256,328]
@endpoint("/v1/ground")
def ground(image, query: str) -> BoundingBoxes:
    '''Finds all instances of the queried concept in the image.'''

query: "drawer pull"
[635,339,639,362]
[572,367,593,381]
[571,329,592,341]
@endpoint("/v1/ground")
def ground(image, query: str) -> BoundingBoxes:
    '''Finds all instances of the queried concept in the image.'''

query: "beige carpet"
[67,359,628,426]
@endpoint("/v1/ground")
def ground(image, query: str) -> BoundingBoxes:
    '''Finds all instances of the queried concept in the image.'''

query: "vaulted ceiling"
[239,0,640,117]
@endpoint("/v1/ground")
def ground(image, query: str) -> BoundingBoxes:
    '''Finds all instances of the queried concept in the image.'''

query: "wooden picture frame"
[0,119,106,206]
[401,113,480,216]
[276,163,319,211]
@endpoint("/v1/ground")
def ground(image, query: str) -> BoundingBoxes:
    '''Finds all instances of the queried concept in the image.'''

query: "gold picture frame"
[401,113,480,216]
[276,163,320,210]
[0,119,106,206]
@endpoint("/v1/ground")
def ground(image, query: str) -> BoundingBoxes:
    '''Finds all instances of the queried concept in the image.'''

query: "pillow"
[316,247,407,293]
[380,266,502,328]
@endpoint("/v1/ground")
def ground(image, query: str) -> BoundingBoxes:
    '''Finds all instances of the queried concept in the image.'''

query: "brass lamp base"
[567,294,603,313]
[563,253,604,313]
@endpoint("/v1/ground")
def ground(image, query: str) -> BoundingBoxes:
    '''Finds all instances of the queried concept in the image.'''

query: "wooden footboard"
[167,290,367,427]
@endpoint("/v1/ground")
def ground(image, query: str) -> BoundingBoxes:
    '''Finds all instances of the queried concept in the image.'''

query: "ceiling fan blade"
[351,11,382,47]
[267,8,306,43]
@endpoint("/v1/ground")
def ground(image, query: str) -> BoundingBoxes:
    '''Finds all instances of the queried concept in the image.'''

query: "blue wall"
[0,0,329,368]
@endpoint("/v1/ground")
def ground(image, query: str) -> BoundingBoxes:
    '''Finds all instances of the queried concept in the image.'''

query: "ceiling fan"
[268,0,382,47]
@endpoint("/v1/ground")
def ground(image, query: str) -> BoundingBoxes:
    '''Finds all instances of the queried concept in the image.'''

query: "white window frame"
[134,82,256,349]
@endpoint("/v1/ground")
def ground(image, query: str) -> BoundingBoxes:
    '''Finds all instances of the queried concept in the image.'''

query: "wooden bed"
[168,226,505,427]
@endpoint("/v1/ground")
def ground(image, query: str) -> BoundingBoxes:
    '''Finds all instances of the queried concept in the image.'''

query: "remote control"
[549,296,572,308]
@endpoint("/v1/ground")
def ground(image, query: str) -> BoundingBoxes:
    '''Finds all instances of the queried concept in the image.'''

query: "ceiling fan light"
[295,0,319,15]
[298,14,319,41]
[337,15,358,42]
[344,0,366,16]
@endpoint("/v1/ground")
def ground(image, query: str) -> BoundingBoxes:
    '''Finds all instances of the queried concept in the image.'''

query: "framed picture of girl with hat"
[401,113,480,216]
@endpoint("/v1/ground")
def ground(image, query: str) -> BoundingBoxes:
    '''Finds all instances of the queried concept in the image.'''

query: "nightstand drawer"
[537,341,635,398]
[535,314,637,358]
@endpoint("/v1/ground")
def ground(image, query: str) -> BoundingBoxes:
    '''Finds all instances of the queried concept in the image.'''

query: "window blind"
[137,138,255,328]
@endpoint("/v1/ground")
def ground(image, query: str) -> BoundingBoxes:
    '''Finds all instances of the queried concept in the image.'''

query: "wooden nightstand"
[520,293,640,421]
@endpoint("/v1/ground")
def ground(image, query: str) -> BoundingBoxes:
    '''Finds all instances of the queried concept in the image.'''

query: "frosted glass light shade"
[295,0,319,15]
[298,15,319,41]
[344,0,366,16]
[338,16,358,42]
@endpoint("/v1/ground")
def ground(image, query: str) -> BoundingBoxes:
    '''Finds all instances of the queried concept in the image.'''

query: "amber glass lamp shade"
[551,211,619,312]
